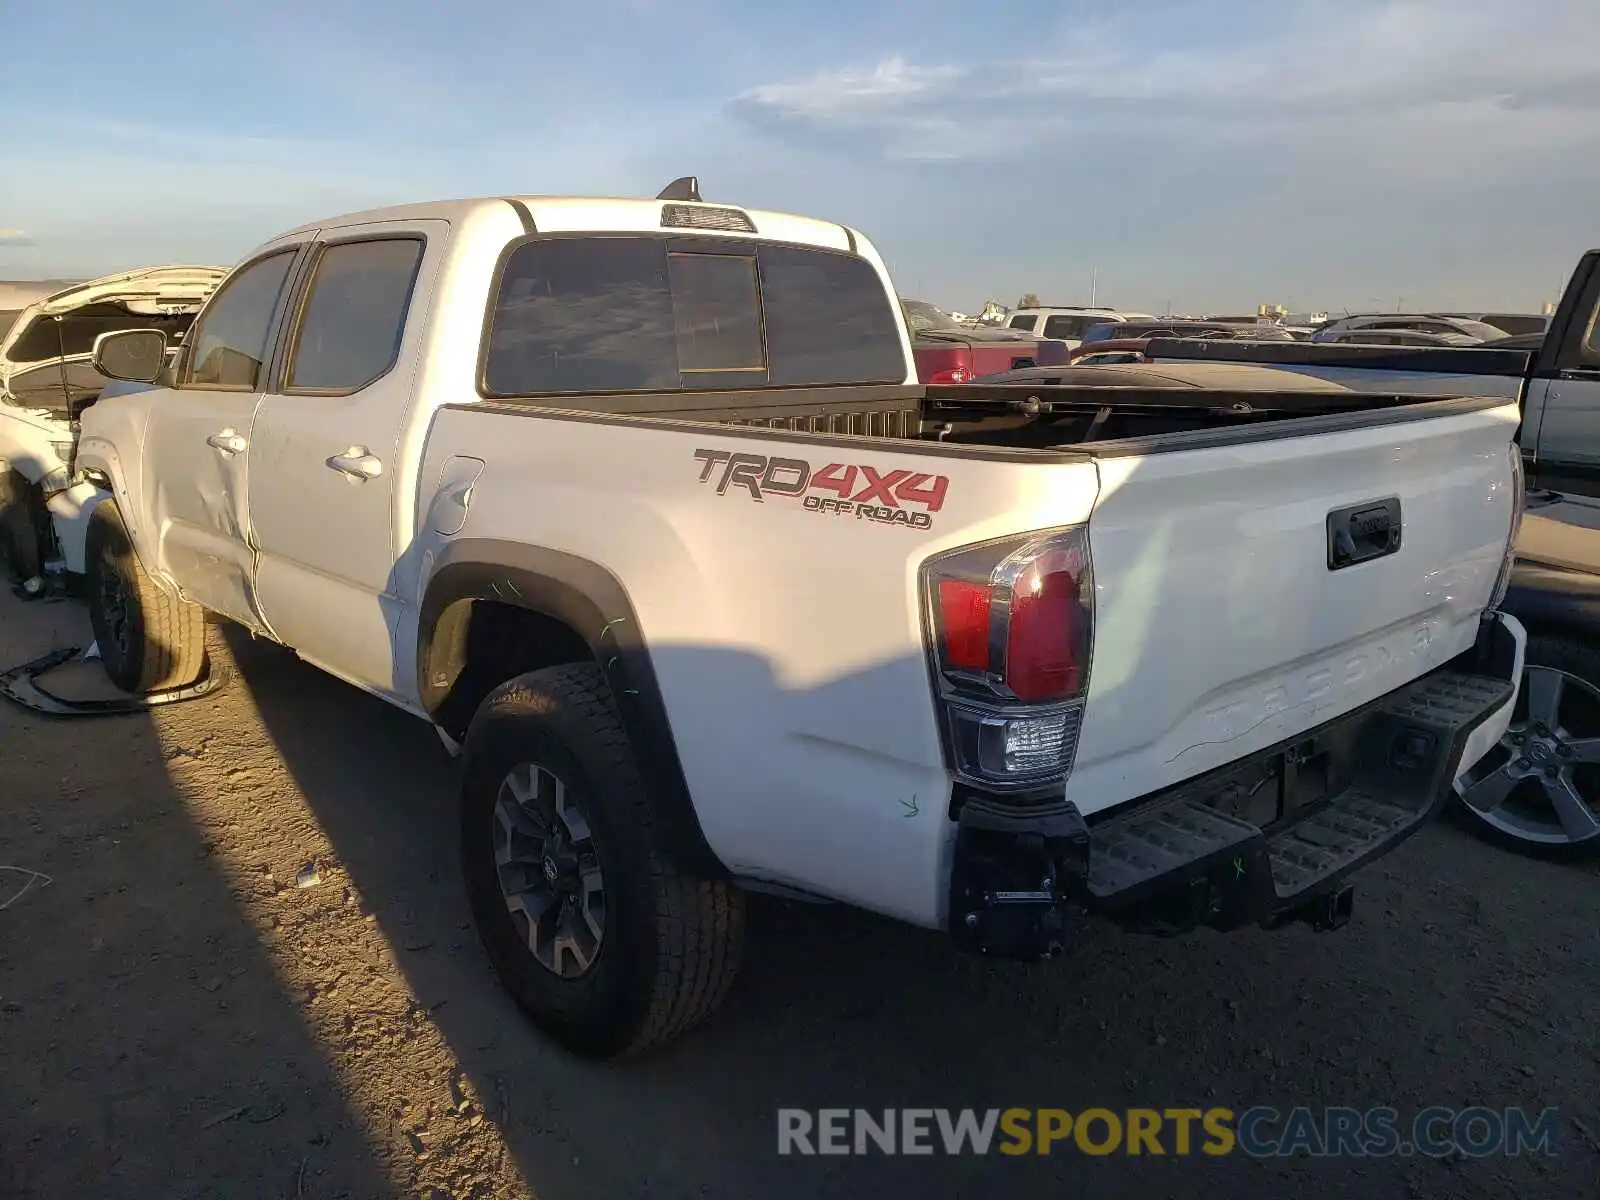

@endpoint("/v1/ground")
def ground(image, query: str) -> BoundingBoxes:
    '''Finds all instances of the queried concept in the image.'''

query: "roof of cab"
[274,195,858,253]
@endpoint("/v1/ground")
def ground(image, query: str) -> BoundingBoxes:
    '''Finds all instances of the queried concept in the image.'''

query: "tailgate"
[1067,400,1521,814]
[968,341,1038,373]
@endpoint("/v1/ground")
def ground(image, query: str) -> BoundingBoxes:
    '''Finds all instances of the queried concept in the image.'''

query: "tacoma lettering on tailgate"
[692,449,949,530]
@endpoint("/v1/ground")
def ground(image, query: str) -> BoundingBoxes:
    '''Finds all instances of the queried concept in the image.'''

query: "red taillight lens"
[1005,549,1087,701]
[936,579,992,670]
[924,528,1092,702]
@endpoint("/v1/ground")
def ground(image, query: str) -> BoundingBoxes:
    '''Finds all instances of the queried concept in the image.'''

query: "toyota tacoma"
[73,180,1526,1058]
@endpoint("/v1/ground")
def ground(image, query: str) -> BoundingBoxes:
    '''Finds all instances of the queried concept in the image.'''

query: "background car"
[1313,328,1486,347]
[1479,332,1548,351]
[1310,314,1509,344]
[1441,312,1550,337]
[1075,320,1296,352]
[902,299,1039,382]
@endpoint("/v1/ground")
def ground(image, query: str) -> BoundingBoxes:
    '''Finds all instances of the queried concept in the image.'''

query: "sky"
[2,0,1597,315]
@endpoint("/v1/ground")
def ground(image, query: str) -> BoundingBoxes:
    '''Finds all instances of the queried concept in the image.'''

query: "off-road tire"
[84,502,207,693]
[0,469,49,584]
[461,663,744,1059]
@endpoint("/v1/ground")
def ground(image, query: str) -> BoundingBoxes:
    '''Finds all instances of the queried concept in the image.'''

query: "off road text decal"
[693,449,949,530]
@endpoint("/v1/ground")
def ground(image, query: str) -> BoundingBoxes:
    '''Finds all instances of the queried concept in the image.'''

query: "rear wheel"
[84,503,208,693]
[461,663,744,1058]
[1452,632,1600,859]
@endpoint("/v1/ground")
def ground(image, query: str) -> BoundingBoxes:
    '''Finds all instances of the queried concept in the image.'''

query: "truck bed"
[473,379,1508,453]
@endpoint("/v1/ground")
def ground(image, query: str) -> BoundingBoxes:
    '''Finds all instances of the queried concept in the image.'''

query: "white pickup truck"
[76,182,1526,1058]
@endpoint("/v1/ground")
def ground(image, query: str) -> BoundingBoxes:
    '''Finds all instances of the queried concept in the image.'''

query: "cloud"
[734,0,1600,170]
[0,230,33,246]
[742,57,961,122]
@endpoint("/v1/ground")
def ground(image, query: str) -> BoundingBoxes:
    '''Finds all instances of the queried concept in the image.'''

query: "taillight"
[923,527,1094,788]
[1488,442,1525,611]
[920,346,974,384]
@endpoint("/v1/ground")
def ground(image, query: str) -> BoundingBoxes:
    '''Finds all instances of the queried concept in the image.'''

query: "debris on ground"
[0,865,52,912]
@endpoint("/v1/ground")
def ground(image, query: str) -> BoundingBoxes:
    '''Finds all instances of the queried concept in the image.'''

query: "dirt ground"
[0,586,1595,1200]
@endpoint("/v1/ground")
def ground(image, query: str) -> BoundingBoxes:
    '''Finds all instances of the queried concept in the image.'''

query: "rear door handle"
[326,448,384,481]
[206,430,248,455]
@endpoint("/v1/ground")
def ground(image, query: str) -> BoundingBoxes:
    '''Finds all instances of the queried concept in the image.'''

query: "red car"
[901,300,1040,382]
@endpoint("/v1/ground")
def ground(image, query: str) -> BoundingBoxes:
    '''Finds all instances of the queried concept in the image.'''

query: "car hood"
[1,265,226,367]
[20,265,228,317]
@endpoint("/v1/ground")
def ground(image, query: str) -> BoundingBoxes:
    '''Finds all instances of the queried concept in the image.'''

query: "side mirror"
[92,328,168,384]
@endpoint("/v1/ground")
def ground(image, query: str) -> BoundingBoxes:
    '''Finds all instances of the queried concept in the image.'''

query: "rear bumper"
[948,612,1523,957]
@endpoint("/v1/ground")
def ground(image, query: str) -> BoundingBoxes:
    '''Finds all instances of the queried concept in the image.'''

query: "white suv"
[1006,307,1157,352]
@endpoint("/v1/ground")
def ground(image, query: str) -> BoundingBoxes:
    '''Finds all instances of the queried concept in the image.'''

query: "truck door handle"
[326,449,384,480]
[206,430,248,455]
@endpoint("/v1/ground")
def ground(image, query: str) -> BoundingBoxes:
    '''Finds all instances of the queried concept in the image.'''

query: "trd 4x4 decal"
[693,449,949,530]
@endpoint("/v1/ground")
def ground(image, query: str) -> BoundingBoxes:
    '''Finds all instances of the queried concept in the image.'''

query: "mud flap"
[0,645,229,717]
[948,797,1092,960]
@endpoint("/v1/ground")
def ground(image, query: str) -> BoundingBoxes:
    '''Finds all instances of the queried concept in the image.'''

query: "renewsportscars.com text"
[777,1107,1562,1158]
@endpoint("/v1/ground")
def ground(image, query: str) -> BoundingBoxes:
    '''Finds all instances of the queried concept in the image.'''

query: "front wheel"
[84,503,208,693]
[460,663,744,1059]
[1452,632,1600,859]
[0,469,50,584]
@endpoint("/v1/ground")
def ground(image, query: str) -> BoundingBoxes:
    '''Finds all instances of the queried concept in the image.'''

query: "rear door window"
[1007,314,1037,332]
[285,238,424,393]
[483,236,905,395]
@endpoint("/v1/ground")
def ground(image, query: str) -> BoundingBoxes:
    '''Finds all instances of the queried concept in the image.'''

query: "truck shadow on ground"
[217,624,1600,1200]
[0,603,397,1200]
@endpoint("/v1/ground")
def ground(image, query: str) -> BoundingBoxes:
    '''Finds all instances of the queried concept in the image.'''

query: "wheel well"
[428,599,595,741]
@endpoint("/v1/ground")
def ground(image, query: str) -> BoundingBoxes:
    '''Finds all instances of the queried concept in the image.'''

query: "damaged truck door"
[118,247,300,627]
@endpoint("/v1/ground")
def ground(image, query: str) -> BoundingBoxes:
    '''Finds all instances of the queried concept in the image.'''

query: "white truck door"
[245,222,443,696]
[140,246,304,627]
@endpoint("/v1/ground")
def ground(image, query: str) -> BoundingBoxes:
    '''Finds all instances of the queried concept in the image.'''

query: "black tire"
[0,469,49,584]
[461,663,744,1059]
[1450,630,1600,861]
[84,502,208,693]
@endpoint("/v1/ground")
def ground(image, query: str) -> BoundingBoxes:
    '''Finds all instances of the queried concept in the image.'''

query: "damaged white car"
[0,266,224,588]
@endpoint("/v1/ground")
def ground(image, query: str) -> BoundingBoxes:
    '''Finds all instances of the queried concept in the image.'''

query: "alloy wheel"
[491,762,606,978]
[1455,664,1600,848]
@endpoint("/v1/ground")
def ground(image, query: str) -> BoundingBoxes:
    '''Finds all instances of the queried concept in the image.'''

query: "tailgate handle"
[1327,498,1402,570]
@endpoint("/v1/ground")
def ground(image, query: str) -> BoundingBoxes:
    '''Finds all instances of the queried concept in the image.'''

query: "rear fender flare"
[418,539,726,876]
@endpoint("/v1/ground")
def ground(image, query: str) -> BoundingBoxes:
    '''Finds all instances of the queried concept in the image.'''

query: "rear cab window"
[284,238,425,393]
[1042,314,1102,341]
[481,235,907,400]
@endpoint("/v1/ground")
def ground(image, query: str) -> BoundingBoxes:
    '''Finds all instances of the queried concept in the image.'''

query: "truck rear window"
[482,235,906,396]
